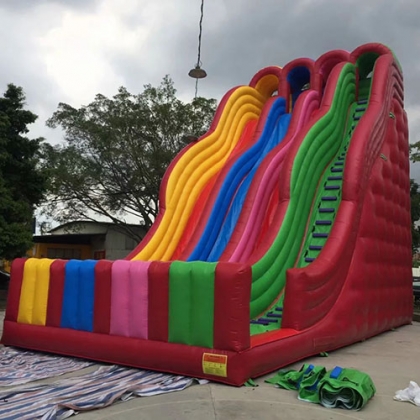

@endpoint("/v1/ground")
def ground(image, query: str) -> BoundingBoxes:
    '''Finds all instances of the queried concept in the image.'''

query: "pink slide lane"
[227,90,320,263]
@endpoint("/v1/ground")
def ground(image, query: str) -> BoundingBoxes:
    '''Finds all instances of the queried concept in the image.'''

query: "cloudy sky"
[1,0,420,177]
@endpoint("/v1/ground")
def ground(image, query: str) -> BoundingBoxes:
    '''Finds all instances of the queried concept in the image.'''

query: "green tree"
[0,84,48,260]
[42,76,217,240]
[409,142,420,254]
[411,179,420,253]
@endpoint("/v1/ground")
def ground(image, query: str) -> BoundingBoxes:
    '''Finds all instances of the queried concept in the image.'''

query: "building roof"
[48,220,145,234]
[33,234,99,245]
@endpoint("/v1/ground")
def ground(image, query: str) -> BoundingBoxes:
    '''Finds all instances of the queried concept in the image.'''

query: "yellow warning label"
[202,353,228,377]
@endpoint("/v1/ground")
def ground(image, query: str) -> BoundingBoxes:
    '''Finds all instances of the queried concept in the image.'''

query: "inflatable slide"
[2,43,412,386]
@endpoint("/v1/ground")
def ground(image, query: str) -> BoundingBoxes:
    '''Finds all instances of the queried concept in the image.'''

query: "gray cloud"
[110,0,420,182]
[111,1,420,106]
[0,7,65,144]
[1,0,420,174]
[0,0,96,11]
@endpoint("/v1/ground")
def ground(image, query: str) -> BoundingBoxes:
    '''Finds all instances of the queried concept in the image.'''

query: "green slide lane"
[249,63,360,334]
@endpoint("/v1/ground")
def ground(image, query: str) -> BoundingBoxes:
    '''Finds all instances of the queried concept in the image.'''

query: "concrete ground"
[0,301,419,419]
[74,322,420,420]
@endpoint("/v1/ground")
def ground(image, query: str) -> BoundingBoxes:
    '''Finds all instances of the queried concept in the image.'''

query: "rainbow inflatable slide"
[2,43,413,385]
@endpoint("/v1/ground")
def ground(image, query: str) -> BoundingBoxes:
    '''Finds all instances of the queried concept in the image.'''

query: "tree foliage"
[410,142,420,163]
[0,84,47,259]
[42,76,217,239]
[411,179,420,253]
[410,144,420,253]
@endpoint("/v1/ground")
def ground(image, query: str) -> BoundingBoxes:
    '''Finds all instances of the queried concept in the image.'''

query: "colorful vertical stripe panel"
[147,261,170,342]
[17,258,38,324]
[5,258,26,322]
[61,260,80,329]
[46,260,66,327]
[129,261,150,339]
[93,260,113,334]
[110,260,131,336]
[17,258,53,326]
[32,259,54,325]
[110,261,150,339]
[61,260,96,332]
[168,261,216,348]
[12,258,225,349]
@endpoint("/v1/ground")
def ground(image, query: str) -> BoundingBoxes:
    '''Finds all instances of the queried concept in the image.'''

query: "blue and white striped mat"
[0,347,94,386]
[0,348,201,419]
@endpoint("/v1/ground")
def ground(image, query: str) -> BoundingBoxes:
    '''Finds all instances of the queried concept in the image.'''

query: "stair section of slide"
[298,83,371,267]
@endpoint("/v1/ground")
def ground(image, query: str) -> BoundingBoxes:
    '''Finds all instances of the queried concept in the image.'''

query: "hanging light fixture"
[188,66,207,79]
[189,0,207,97]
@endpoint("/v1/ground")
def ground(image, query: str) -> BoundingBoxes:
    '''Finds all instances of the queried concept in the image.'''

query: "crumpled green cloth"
[265,364,376,410]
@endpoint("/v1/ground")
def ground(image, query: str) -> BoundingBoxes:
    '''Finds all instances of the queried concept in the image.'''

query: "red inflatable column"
[213,262,252,352]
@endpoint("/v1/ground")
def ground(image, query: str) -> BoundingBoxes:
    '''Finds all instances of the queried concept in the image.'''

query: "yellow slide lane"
[131,82,277,262]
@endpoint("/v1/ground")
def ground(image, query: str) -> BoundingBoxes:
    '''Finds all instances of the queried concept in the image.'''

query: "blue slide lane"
[187,96,292,262]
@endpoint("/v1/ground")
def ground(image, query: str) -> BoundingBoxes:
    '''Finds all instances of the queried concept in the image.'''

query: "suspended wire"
[193,0,204,98]
[196,0,204,67]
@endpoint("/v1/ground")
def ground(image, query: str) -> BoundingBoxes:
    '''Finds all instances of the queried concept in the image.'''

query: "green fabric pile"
[265,364,376,410]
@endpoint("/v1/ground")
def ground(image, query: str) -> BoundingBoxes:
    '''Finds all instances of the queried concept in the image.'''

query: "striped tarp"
[0,347,94,386]
[0,364,199,420]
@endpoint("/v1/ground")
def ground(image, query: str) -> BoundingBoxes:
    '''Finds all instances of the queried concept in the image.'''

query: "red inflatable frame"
[2,43,412,386]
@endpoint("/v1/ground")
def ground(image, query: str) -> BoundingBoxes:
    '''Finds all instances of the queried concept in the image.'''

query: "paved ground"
[73,321,420,420]
[1,301,419,419]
